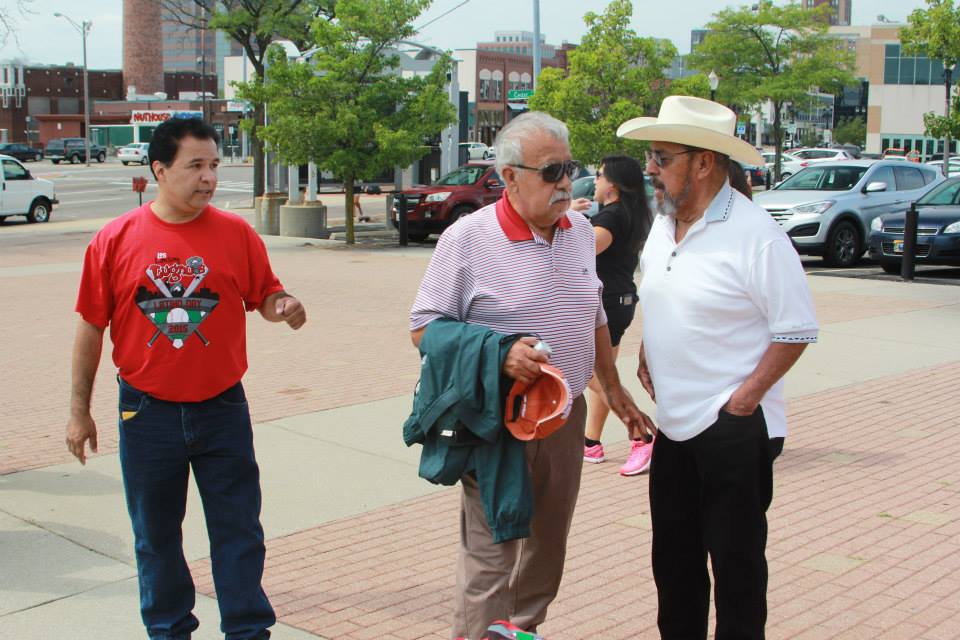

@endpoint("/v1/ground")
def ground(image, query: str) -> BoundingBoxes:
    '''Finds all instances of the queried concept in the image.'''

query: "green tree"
[901,0,960,153]
[527,0,677,165]
[687,0,856,180]
[668,74,712,100]
[162,1,335,201]
[833,116,866,146]
[239,0,456,244]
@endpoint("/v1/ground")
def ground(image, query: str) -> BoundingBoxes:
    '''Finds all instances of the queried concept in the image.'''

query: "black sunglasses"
[511,160,580,183]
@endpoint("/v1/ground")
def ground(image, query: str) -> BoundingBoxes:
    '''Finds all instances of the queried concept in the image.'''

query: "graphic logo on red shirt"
[136,255,219,349]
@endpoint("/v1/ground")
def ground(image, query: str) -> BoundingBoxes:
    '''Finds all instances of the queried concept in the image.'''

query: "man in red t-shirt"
[65,118,306,640]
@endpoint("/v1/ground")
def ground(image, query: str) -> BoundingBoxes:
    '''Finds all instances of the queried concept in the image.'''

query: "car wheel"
[70,154,80,164]
[52,160,60,165]
[97,152,106,163]
[823,220,861,267]
[27,200,50,223]
[141,156,149,165]
[121,161,129,166]
[780,172,792,180]
[449,205,475,225]
[880,260,901,275]
[407,233,430,242]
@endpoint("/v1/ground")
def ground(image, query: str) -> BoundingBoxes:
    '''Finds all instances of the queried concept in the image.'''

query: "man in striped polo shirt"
[410,112,655,640]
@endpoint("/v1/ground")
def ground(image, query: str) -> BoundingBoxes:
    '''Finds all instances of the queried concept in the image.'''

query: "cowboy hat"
[617,96,764,166]
[504,363,572,441]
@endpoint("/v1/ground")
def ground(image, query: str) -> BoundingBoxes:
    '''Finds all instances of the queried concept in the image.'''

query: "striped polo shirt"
[410,195,606,397]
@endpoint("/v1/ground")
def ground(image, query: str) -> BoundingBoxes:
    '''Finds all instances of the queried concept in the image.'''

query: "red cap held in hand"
[504,363,572,441]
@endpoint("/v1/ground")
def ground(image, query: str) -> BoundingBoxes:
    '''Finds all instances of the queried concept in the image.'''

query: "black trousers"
[649,408,782,640]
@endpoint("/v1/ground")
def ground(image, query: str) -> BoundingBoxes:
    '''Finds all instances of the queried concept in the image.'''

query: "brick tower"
[123,0,164,96]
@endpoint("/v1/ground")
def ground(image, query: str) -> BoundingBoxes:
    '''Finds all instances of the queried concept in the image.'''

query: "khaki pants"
[451,396,587,640]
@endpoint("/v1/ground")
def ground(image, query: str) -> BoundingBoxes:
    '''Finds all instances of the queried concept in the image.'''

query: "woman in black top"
[583,155,655,475]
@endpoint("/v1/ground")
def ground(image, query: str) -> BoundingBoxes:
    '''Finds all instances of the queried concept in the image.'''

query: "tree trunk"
[773,100,783,183]
[251,103,265,201]
[344,175,356,245]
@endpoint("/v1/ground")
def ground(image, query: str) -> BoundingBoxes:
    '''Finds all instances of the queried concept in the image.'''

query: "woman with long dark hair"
[583,155,655,475]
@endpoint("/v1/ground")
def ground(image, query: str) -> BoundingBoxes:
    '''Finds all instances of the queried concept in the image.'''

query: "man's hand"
[570,197,593,213]
[65,414,98,465]
[722,387,760,416]
[276,295,306,329]
[637,342,655,401]
[605,384,657,442]
[503,336,549,385]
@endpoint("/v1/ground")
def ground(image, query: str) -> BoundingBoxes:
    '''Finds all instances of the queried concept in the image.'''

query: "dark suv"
[44,138,106,164]
[0,143,42,162]
[391,161,504,241]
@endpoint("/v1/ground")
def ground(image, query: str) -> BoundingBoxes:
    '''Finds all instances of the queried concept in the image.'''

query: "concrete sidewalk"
[1,226,958,639]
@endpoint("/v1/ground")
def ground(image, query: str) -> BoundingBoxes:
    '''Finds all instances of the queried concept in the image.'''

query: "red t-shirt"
[76,203,284,402]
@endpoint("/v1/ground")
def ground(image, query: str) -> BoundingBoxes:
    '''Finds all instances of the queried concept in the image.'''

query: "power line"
[415,0,472,33]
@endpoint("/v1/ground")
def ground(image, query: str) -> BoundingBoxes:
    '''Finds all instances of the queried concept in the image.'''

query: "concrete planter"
[279,203,329,238]
[256,192,286,236]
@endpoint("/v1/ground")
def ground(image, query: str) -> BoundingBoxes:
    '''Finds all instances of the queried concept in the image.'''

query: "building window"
[479,69,492,101]
[884,43,947,85]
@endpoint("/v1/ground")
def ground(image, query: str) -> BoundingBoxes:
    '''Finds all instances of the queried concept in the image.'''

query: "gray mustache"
[550,190,571,204]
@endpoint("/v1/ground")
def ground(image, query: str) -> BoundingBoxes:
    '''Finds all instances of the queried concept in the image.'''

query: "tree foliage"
[527,0,676,165]
[669,74,712,100]
[237,0,456,244]
[687,0,856,179]
[833,116,866,146]
[161,0,335,200]
[901,0,960,143]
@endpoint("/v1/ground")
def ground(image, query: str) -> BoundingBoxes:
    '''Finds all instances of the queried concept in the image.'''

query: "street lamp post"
[709,70,719,102]
[55,12,92,167]
[945,62,955,179]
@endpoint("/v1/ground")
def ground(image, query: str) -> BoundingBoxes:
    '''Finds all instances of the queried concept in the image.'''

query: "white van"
[0,154,58,223]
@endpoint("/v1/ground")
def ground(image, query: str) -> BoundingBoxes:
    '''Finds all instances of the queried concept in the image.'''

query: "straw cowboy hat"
[617,96,764,167]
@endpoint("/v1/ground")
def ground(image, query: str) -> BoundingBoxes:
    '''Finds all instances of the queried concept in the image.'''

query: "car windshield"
[918,178,960,206]
[776,166,867,191]
[435,166,486,186]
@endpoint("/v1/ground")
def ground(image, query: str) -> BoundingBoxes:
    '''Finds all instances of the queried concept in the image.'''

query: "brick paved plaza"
[1,218,958,639]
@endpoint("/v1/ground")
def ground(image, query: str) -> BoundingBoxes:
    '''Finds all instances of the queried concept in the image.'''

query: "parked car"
[925,159,960,174]
[118,142,151,165]
[571,174,655,217]
[754,160,943,267]
[832,143,862,159]
[0,143,42,162]
[790,147,853,163]
[43,138,106,164]
[762,151,809,180]
[868,177,960,273]
[391,161,504,241]
[882,148,921,162]
[0,154,58,223]
[459,142,493,161]
[738,161,767,187]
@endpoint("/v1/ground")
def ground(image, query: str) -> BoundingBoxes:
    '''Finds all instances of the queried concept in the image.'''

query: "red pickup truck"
[391,161,504,241]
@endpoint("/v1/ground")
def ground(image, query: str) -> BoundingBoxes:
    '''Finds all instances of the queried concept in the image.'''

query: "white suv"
[790,148,853,163]
[0,154,57,223]
[118,142,151,165]
[754,160,942,267]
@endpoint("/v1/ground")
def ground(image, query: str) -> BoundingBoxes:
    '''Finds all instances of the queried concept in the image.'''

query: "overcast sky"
[0,0,931,70]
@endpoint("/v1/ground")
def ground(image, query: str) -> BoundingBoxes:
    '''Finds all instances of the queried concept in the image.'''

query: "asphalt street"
[2,157,958,283]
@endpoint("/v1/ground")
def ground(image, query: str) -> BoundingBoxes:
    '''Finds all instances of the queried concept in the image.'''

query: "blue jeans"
[118,378,275,640]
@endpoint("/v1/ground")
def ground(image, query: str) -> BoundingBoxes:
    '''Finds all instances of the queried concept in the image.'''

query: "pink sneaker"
[620,439,653,476]
[583,443,606,463]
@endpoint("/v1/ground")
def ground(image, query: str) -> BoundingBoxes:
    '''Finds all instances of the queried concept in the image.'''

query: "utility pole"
[200,5,207,122]
[946,63,955,178]
[55,13,92,167]
[532,0,541,91]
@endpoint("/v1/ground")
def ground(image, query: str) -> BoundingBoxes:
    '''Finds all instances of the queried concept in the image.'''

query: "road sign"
[736,123,747,136]
[508,89,534,101]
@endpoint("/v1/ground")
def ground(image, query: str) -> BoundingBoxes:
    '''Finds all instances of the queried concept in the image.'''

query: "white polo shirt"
[639,182,818,441]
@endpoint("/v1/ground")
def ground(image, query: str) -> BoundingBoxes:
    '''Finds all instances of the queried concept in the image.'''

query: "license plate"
[893,239,904,254]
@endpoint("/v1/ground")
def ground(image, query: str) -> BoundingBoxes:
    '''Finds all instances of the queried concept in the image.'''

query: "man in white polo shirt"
[410,112,655,640]
[618,96,818,640]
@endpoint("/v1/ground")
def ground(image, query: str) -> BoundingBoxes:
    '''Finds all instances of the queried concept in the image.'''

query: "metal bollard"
[398,193,409,247]
[900,201,918,281]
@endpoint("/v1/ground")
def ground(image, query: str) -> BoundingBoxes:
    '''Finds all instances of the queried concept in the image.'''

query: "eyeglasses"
[511,160,580,183]
[645,148,700,168]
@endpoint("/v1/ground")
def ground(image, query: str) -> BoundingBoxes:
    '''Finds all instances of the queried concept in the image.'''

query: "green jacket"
[403,318,532,543]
